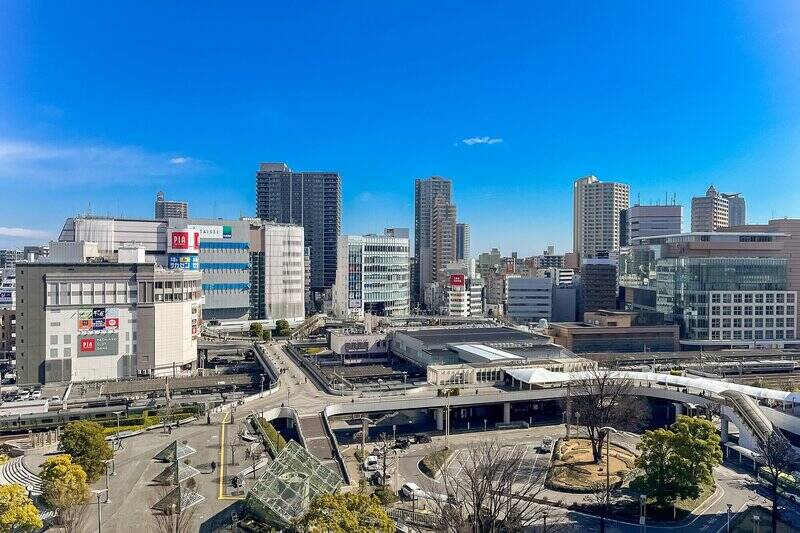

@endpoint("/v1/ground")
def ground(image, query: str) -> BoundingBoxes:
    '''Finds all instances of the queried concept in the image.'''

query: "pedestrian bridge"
[324,369,800,455]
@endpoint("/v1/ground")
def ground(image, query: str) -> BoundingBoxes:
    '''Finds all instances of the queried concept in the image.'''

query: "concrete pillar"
[720,416,730,443]
[503,402,511,424]
[435,408,444,431]
[672,402,684,422]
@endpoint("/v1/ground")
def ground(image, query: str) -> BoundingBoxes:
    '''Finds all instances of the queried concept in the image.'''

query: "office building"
[691,186,729,232]
[723,193,746,226]
[0,309,15,358]
[625,205,682,241]
[444,272,484,317]
[538,267,574,286]
[0,250,24,270]
[384,227,409,239]
[506,277,553,324]
[58,216,307,325]
[549,310,680,353]
[455,223,470,261]
[573,175,629,259]
[261,223,306,324]
[16,246,201,384]
[579,259,618,314]
[414,176,455,303]
[619,208,629,247]
[154,191,188,219]
[0,271,15,309]
[255,162,341,301]
[332,234,410,318]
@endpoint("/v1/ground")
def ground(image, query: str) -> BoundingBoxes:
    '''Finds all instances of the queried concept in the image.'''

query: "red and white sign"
[105,318,119,329]
[449,274,465,287]
[168,230,200,254]
[80,338,96,352]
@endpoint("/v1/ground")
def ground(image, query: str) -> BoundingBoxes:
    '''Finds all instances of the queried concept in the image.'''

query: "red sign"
[171,231,190,250]
[449,274,465,287]
[105,318,119,329]
[80,338,96,352]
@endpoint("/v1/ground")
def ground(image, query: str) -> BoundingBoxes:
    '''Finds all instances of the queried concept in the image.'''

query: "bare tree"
[584,480,621,533]
[425,440,552,533]
[569,369,646,463]
[59,502,91,533]
[759,431,799,533]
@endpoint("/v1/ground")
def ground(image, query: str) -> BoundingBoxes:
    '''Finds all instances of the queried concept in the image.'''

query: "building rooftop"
[449,344,524,363]
[396,326,546,346]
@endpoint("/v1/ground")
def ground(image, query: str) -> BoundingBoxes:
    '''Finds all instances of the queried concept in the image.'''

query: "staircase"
[0,457,43,495]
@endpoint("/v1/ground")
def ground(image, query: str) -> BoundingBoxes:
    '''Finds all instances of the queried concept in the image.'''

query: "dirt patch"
[546,437,636,493]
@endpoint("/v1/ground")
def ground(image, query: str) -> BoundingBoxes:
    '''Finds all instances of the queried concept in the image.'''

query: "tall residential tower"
[573,175,630,260]
[414,176,456,304]
[256,163,341,303]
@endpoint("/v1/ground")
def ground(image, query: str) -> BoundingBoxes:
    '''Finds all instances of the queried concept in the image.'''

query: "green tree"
[670,415,722,488]
[262,329,272,342]
[274,319,291,337]
[298,493,394,533]
[634,428,690,507]
[60,421,113,482]
[0,484,43,533]
[634,416,722,508]
[40,455,90,532]
[249,322,264,338]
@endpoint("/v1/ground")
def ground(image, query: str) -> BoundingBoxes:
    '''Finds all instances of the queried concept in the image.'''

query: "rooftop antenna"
[637,192,641,206]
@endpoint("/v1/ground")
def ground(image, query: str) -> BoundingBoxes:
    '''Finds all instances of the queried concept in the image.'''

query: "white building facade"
[333,234,410,319]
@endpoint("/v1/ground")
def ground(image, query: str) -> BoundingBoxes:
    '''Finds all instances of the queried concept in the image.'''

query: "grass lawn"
[420,448,453,478]
[546,438,636,492]
[304,347,325,355]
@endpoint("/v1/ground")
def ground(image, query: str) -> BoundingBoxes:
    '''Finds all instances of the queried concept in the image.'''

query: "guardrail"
[385,507,441,528]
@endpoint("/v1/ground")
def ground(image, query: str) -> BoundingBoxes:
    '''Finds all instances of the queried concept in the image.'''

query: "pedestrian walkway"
[0,456,43,495]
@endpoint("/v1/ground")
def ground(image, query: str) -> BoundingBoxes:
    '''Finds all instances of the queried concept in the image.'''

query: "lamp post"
[639,493,647,533]
[600,426,620,532]
[444,389,451,449]
[102,459,113,502]
[91,489,107,533]
[726,503,732,532]
[542,511,548,532]
[260,374,265,398]
[753,514,760,533]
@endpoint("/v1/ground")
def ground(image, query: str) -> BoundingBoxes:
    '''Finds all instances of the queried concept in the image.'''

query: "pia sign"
[168,230,200,254]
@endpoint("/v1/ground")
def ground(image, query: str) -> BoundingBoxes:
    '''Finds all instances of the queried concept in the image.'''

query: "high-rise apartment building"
[154,191,188,219]
[431,195,457,287]
[332,234,410,318]
[414,176,455,303]
[625,205,682,242]
[255,163,341,301]
[691,186,729,232]
[723,193,746,227]
[573,175,630,260]
[456,223,470,261]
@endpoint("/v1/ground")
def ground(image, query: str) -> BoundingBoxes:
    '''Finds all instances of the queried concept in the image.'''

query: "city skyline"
[2,2,800,254]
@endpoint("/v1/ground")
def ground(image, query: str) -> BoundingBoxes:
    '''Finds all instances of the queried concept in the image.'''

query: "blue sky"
[2,2,800,255]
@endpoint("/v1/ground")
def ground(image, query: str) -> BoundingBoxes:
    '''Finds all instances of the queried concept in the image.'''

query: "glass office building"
[656,257,793,340]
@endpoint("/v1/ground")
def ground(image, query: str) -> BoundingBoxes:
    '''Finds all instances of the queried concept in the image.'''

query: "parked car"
[414,434,432,444]
[363,455,380,471]
[540,436,554,453]
[400,482,426,500]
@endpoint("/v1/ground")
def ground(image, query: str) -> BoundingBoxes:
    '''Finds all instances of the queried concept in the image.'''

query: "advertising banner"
[78,333,119,357]
[168,254,199,271]
[168,230,200,254]
[223,225,232,239]
[449,274,466,287]
[77,308,119,332]
[188,224,222,239]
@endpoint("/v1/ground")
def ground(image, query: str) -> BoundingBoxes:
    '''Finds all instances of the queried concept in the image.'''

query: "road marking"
[218,411,229,500]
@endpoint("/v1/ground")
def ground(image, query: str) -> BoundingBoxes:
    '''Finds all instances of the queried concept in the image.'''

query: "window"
[50,335,58,345]
[766,293,775,303]
[723,294,732,303]
[712,294,721,303]
[744,294,753,303]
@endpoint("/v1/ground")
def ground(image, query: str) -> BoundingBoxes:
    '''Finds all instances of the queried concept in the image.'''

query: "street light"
[639,493,647,533]
[102,459,113,502]
[91,489,107,533]
[726,503,732,532]
[260,373,265,398]
[600,426,620,529]
[753,514,760,533]
[542,511,548,532]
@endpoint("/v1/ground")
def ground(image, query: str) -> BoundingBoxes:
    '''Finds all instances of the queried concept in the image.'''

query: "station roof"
[397,326,546,346]
[450,344,524,363]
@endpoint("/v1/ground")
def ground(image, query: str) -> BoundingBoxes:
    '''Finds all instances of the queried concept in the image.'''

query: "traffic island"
[545,437,635,492]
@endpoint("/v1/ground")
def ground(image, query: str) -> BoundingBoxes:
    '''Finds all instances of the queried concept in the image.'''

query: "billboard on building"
[168,254,199,271]
[78,308,119,331]
[188,224,223,239]
[78,333,119,357]
[449,274,466,287]
[168,230,200,254]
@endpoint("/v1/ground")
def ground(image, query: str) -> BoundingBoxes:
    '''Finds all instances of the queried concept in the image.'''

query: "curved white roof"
[504,368,800,404]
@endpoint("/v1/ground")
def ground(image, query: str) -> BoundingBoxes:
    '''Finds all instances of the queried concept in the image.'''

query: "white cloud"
[0,138,207,184]
[461,136,504,146]
[0,227,51,239]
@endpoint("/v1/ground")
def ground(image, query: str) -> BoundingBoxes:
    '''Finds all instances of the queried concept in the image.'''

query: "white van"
[400,482,425,500]
[363,455,380,471]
